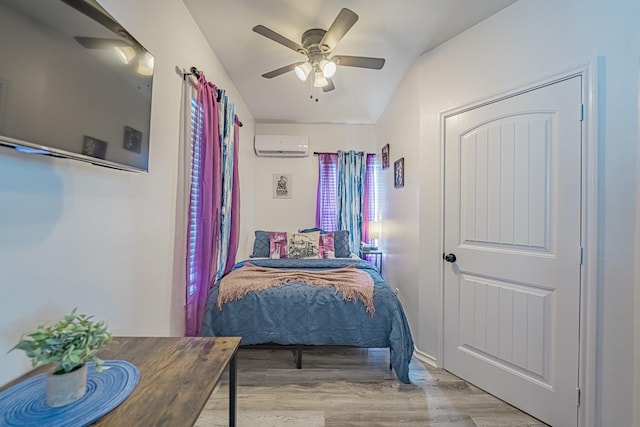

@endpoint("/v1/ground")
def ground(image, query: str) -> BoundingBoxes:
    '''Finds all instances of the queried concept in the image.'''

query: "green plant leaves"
[10,308,112,373]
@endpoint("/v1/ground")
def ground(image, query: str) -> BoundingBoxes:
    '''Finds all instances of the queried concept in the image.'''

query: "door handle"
[443,253,457,263]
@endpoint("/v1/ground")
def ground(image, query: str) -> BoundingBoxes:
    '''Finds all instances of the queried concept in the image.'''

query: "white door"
[443,76,582,426]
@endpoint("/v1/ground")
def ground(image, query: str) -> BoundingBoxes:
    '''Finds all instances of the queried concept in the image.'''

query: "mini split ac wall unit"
[254,135,309,157]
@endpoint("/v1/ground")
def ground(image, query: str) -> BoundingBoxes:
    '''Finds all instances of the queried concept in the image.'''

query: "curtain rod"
[313,151,370,156]
[184,66,243,127]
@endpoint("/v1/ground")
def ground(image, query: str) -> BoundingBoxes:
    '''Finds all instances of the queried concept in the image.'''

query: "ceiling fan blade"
[322,78,335,92]
[332,55,385,70]
[61,0,128,39]
[74,36,128,49]
[319,8,358,52]
[261,62,304,79]
[253,25,307,54]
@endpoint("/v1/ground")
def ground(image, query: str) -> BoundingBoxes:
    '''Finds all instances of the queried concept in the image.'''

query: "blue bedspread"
[200,258,414,383]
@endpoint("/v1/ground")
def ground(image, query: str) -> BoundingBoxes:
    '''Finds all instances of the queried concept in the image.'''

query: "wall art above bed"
[273,173,292,199]
[381,143,389,169]
[394,157,404,188]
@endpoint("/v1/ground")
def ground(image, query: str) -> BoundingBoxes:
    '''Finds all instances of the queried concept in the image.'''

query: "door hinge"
[579,104,584,121]
[580,246,584,265]
[576,387,581,406]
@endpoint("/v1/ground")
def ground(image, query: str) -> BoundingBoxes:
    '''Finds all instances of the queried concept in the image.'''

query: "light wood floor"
[196,346,548,427]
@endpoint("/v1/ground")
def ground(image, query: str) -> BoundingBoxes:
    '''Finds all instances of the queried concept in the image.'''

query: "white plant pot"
[46,364,88,407]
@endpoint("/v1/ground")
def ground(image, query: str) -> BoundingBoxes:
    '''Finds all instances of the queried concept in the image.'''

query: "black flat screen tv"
[0,0,153,172]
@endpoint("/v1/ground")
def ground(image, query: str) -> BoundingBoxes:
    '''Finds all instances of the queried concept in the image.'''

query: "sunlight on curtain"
[187,97,203,296]
[362,153,378,243]
[316,153,338,231]
[316,151,378,252]
[337,150,366,252]
[184,72,241,336]
[216,90,235,281]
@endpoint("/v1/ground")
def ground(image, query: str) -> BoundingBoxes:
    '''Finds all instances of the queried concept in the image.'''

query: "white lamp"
[313,70,328,88]
[320,59,336,78]
[369,221,380,249]
[294,62,312,81]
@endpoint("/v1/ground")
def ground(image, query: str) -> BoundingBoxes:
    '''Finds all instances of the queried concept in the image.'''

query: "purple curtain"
[224,116,242,275]
[315,153,338,230]
[362,153,376,242]
[185,73,222,337]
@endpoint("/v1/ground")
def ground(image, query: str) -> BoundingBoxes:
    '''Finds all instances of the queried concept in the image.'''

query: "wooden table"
[1,336,241,427]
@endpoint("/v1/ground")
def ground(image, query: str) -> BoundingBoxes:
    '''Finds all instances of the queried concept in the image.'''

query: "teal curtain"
[216,89,236,281]
[337,150,366,253]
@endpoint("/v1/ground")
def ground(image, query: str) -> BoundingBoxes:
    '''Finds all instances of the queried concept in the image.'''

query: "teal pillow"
[251,230,270,257]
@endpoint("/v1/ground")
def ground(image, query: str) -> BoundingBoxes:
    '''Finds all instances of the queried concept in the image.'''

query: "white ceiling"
[183,0,517,124]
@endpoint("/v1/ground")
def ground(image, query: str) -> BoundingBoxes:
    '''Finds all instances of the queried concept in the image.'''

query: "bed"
[200,256,415,383]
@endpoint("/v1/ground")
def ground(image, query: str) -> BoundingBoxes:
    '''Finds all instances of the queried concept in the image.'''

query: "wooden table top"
[1,336,241,427]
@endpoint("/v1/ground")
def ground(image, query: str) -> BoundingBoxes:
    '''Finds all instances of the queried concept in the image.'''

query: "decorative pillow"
[286,231,320,259]
[332,230,351,257]
[299,227,327,234]
[251,230,270,258]
[300,228,350,257]
[268,231,288,259]
[318,232,336,259]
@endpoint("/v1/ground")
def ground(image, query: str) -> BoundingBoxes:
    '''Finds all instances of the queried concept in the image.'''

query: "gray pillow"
[332,230,350,258]
[251,230,270,257]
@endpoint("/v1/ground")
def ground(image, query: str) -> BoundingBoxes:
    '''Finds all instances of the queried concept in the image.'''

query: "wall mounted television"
[0,0,154,172]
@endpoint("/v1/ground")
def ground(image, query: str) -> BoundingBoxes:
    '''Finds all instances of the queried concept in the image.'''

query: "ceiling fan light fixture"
[314,71,329,88]
[320,59,336,78]
[294,62,312,81]
[114,45,135,64]
[137,52,154,76]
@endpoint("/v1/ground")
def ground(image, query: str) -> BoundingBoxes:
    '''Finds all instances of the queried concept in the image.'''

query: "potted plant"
[12,308,112,407]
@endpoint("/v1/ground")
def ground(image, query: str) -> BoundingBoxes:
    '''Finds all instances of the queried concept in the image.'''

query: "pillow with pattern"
[286,231,320,259]
[268,231,288,259]
[318,232,336,258]
[251,230,270,258]
[299,227,327,234]
[300,228,350,257]
[332,230,351,257]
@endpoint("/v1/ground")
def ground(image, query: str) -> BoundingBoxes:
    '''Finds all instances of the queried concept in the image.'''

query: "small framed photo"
[381,143,389,169]
[123,126,142,153]
[394,157,404,188]
[273,173,292,199]
[82,135,108,159]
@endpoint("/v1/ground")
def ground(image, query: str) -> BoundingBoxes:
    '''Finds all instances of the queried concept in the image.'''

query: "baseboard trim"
[413,349,438,368]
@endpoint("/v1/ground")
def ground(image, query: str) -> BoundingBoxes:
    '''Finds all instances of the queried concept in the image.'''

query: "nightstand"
[360,249,383,274]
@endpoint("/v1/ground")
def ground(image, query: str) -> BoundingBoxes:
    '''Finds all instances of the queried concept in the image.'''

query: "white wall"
[375,67,423,354]
[251,123,376,240]
[377,0,639,425]
[0,0,255,385]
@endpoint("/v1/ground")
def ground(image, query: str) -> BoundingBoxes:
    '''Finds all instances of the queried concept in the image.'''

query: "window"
[317,153,338,231]
[187,98,203,296]
[316,152,379,241]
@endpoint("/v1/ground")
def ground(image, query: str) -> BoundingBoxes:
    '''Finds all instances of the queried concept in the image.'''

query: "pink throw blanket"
[216,263,375,315]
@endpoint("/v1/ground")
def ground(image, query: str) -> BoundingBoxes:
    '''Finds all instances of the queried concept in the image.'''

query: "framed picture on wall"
[123,125,142,153]
[82,135,108,160]
[273,173,292,199]
[394,157,404,188]
[381,143,390,169]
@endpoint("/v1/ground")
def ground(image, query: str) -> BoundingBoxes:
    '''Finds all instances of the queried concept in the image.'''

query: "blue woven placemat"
[0,360,139,427]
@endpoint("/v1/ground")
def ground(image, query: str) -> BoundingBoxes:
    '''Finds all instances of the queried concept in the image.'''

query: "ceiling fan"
[62,0,154,75]
[253,8,385,92]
